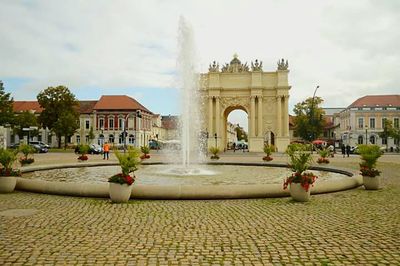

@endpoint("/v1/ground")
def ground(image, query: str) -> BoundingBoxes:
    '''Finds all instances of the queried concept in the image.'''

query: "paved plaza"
[1,151,400,265]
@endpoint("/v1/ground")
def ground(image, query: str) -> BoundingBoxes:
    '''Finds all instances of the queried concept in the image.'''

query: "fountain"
[15,18,362,199]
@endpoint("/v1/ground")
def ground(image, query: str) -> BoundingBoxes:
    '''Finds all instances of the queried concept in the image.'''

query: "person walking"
[103,142,110,160]
[341,144,346,158]
[346,144,351,157]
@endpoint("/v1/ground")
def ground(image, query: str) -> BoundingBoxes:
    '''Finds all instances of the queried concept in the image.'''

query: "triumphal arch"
[200,54,291,152]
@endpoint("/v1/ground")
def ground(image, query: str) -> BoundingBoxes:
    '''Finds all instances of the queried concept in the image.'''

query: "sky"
[1,0,399,131]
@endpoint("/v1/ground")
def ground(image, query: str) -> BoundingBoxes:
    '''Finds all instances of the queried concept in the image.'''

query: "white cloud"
[1,0,399,124]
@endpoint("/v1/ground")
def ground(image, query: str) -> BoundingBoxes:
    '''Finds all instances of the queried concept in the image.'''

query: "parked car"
[30,143,48,153]
[29,141,50,149]
[89,144,103,154]
[9,143,20,149]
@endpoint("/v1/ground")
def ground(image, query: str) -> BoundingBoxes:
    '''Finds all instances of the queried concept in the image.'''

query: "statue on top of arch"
[251,59,263,71]
[208,61,220,72]
[277,58,289,70]
[220,54,250,73]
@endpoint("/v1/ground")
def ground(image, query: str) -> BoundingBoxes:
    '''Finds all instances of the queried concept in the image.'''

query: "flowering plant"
[19,144,35,166]
[358,144,381,177]
[283,172,318,192]
[77,145,90,161]
[209,146,220,160]
[140,145,151,159]
[0,148,21,177]
[108,147,141,185]
[317,148,330,164]
[78,155,88,161]
[284,144,318,191]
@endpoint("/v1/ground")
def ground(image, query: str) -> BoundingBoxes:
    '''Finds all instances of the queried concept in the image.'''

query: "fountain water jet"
[177,17,204,169]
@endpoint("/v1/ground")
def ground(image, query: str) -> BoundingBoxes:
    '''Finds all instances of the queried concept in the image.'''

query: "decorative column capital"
[276,95,282,100]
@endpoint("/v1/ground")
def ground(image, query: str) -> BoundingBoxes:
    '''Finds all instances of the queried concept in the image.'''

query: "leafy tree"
[378,119,394,151]
[13,111,39,139]
[390,127,400,152]
[235,125,248,142]
[0,81,15,126]
[53,111,80,149]
[37,86,79,148]
[293,96,326,142]
[88,126,95,144]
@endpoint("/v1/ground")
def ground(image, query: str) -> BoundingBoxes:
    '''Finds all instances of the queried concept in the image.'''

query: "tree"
[293,96,326,142]
[53,111,80,149]
[378,119,394,151]
[13,111,39,139]
[88,126,95,144]
[37,86,79,148]
[0,81,15,126]
[235,125,248,142]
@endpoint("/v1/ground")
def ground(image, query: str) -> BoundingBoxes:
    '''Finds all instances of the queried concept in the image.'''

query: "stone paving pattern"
[1,152,400,265]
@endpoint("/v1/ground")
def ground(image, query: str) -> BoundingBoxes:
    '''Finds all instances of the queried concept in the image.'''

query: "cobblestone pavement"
[1,153,399,265]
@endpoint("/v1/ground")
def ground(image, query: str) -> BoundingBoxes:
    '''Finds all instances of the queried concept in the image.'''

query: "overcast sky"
[1,0,399,131]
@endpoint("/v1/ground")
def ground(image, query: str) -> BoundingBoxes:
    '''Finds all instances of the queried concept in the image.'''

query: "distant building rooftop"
[349,95,400,108]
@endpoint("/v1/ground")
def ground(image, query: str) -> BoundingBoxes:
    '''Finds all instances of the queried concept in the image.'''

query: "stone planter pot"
[0,176,17,193]
[289,183,311,202]
[109,183,133,203]
[363,175,382,190]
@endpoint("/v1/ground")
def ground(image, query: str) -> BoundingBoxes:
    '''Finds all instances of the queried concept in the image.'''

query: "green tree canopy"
[235,125,248,142]
[37,86,79,148]
[293,96,326,142]
[13,111,39,139]
[0,81,15,126]
[378,119,394,151]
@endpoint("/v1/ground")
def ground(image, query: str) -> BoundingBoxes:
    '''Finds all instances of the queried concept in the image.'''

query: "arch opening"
[224,106,248,151]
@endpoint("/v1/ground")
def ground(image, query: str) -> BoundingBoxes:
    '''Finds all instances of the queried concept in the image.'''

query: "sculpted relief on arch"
[219,96,250,114]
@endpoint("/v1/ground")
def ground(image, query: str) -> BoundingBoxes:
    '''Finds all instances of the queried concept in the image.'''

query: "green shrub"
[0,148,20,176]
[141,145,150,155]
[318,148,330,159]
[114,147,141,176]
[286,144,313,174]
[358,144,381,177]
[263,144,275,156]
[78,144,90,155]
[19,144,35,159]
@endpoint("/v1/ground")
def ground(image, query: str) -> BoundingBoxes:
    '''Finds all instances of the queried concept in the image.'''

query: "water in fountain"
[174,16,206,175]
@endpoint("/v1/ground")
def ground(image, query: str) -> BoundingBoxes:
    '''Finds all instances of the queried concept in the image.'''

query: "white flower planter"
[109,183,133,203]
[0,176,17,193]
[363,176,382,190]
[289,183,311,202]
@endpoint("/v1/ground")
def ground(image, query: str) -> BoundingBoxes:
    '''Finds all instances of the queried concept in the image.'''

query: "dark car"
[89,144,103,154]
[30,144,48,153]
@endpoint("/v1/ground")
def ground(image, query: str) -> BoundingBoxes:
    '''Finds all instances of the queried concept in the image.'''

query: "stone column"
[283,95,289,137]
[250,96,256,137]
[276,96,282,137]
[257,96,263,137]
[208,96,213,135]
[215,96,220,140]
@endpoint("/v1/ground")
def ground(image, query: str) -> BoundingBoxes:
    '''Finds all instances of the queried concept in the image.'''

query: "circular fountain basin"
[17,162,362,199]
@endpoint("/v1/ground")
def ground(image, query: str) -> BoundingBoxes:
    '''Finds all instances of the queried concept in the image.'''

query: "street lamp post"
[214,133,217,148]
[310,85,320,142]
[365,125,368,144]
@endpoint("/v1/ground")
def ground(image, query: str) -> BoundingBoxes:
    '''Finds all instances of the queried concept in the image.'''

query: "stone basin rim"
[16,162,361,200]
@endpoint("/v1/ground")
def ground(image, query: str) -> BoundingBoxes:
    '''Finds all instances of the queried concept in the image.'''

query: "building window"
[99,118,104,129]
[109,118,114,129]
[98,134,104,145]
[119,133,124,144]
[76,135,80,144]
[394,118,399,129]
[85,120,90,129]
[370,135,375,144]
[109,134,114,143]
[38,134,42,142]
[119,118,124,130]
[86,135,89,143]
[358,135,363,144]
[382,137,387,145]
[358,107,363,110]
[382,118,387,129]
[369,118,375,129]
[358,118,364,129]
[129,134,135,144]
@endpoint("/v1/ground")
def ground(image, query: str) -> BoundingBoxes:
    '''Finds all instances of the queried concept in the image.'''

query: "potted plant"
[140,145,151,160]
[209,147,220,160]
[358,144,382,190]
[77,144,90,161]
[262,144,274,162]
[19,144,35,166]
[283,144,318,202]
[108,147,141,203]
[317,148,330,164]
[0,148,21,193]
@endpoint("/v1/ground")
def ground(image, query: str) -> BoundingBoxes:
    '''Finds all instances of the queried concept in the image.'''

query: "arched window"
[98,134,104,145]
[358,135,363,145]
[129,134,135,144]
[109,134,114,143]
[76,135,80,144]
[370,135,376,144]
